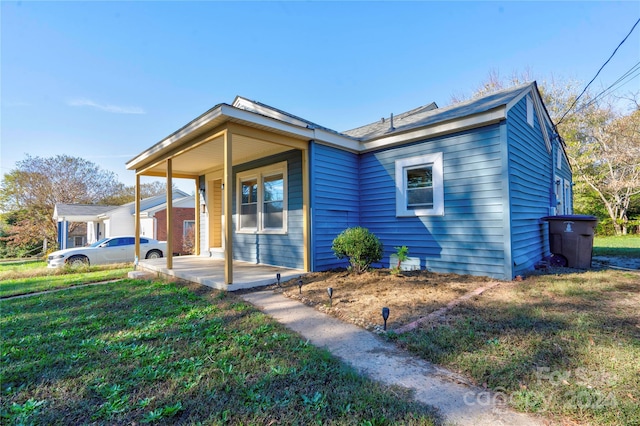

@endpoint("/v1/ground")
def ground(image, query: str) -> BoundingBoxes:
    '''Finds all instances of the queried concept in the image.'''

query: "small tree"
[391,245,409,275]
[331,227,383,274]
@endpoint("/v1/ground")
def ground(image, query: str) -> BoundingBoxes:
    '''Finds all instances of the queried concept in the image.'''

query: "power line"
[556,17,640,125]
[573,61,640,114]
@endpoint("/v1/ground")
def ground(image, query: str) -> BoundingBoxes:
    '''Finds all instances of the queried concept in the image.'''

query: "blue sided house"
[127,82,572,284]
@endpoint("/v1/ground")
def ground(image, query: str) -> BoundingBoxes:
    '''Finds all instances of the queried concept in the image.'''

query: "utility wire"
[572,61,640,114]
[556,17,640,126]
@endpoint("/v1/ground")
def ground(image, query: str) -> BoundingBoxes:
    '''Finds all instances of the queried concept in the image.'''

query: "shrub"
[331,227,383,274]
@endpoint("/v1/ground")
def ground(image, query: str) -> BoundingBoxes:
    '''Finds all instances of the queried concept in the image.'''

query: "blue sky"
[2,1,639,193]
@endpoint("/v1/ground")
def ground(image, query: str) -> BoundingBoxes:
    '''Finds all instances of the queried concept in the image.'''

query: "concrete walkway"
[240,290,544,426]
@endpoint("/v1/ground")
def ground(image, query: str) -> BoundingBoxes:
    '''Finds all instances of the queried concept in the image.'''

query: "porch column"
[134,174,141,264]
[194,178,200,256]
[223,130,233,285]
[302,147,311,272]
[58,220,68,250]
[166,159,173,269]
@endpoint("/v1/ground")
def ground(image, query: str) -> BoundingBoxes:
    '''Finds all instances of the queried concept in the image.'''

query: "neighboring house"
[54,191,196,254]
[126,82,572,281]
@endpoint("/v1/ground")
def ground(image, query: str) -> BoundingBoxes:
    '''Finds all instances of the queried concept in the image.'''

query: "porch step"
[207,248,224,259]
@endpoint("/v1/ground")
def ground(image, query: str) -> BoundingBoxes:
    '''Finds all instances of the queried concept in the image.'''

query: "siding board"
[507,96,556,275]
[231,150,304,269]
[311,143,360,270]
[360,125,509,279]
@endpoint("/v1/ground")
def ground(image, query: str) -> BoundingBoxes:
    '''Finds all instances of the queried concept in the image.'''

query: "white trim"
[126,107,224,169]
[362,108,506,153]
[236,161,288,234]
[395,153,444,217]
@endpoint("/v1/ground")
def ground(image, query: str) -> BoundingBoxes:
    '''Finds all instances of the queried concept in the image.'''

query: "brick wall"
[155,207,195,255]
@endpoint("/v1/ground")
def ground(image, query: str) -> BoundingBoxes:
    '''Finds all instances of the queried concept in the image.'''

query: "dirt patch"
[274,269,495,331]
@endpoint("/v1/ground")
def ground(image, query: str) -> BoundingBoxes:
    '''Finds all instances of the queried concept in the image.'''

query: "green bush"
[331,227,383,274]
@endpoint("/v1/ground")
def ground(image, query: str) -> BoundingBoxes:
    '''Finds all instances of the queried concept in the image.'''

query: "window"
[240,179,258,228]
[263,174,284,229]
[183,220,195,238]
[237,162,287,233]
[396,153,444,217]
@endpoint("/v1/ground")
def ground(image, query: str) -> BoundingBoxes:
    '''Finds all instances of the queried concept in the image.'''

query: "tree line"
[452,70,639,236]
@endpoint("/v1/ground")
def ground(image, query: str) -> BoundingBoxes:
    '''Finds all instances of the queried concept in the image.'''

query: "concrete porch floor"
[137,256,305,291]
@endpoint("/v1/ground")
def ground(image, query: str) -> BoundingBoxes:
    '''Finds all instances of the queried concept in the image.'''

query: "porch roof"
[125,100,358,178]
[126,83,549,178]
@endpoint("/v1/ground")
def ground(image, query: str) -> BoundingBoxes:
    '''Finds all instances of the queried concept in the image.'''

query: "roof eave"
[127,104,361,172]
[126,105,226,171]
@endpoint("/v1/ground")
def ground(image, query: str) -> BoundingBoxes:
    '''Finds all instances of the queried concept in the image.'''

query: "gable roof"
[232,96,340,134]
[343,102,438,139]
[53,190,190,221]
[53,204,119,221]
[140,195,195,217]
[344,83,535,142]
[128,82,555,174]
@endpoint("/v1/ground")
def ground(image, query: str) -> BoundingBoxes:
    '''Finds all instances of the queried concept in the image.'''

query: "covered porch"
[137,256,305,291]
[126,97,348,286]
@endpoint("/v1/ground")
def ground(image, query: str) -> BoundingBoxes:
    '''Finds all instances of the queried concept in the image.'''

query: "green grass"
[0,264,132,298]
[0,279,437,425]
[393,269,640,426]
[593,235,640,258]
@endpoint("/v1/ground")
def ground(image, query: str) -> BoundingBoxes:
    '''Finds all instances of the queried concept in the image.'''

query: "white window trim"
[236,161,288,234]
[395,153,444,217]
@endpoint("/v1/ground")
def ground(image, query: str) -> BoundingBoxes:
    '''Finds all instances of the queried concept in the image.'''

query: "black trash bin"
[542,215,598,269]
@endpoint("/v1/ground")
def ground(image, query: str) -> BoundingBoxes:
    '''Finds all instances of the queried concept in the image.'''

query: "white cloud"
[68,98,145,114]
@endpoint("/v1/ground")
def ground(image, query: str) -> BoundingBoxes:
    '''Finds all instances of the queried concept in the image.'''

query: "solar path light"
[327,287,333,307]
[298,279,303,294]
[382,307,390,331]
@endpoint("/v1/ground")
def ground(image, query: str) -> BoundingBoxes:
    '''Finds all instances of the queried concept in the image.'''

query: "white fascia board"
[126,106,225,170]
[221,105,360,150]
[504,83,533,111]
[360,107,507,152]
[312,128,362,152]
[57,214,102,222]
[221,105,314,139]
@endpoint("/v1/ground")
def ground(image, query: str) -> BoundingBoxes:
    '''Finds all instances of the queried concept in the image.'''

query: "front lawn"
[593,235,640,258]
[279,265,639,426]
[393,269,640,425]
[0,263,132,298]
[0,279,437,425]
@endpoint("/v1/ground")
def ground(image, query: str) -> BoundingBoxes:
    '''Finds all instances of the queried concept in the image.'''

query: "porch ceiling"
[139,133,291,178]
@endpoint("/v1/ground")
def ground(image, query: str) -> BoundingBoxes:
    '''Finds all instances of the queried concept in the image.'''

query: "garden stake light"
[298,279,303,294]
[382,307,390,331]
[327,287,333,307]
[276,273,281,287]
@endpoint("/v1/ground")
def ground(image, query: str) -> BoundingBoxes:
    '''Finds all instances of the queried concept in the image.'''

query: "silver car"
[47,236,166,267]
